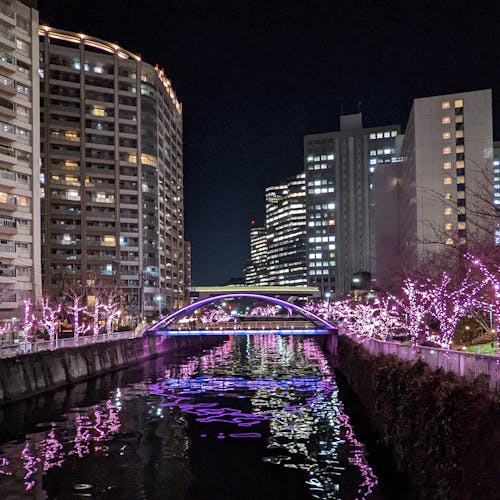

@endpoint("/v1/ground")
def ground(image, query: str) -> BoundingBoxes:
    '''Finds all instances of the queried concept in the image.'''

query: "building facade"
[492,141,500,246]
[375,90,495,290]
[304,114,400,295]
[39,27,188,320]
[244,226,268,285]
[265,172,307,286]
[0,0,41,319]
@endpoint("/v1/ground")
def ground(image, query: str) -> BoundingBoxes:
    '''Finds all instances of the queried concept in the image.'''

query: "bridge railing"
[350,334,500,390]
[0,331,135,359]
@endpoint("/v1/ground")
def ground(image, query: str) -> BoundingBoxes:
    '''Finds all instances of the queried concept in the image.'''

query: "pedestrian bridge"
[146,293,336,335]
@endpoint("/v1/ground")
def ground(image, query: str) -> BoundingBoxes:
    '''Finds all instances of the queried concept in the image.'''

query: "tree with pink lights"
[40,297,62,342]
[91,295,104,337]
[400,280,431,345]
[421,268,488,349]
[102,293,121,335]
[249,304,281,317]
[200,308,231,324]
[68,293,91,338]
[22,298,36,347]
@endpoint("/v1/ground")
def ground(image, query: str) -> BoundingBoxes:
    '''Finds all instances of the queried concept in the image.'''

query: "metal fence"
[0,331,136,359]
[354,336,500,390]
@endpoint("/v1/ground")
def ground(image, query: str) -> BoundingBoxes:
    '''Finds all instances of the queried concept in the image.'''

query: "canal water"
[0,335,398,499]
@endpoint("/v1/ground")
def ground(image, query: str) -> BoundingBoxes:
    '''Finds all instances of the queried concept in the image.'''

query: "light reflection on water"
[0,335,378,499]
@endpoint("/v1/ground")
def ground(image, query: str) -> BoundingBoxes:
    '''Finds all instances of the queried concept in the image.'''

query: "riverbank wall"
[328,335,499,500]
[0,335,221,406]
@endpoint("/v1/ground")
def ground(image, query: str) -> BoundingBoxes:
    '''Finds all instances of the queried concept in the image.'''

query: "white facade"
[0,0,41,318]
[400,90,494,261]
[39,27,187,320]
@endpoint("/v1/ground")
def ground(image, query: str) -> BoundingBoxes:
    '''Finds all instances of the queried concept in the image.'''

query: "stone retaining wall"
[0,335,217,405]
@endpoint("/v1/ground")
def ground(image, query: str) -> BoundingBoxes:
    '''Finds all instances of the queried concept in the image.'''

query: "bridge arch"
[147,293,335,332]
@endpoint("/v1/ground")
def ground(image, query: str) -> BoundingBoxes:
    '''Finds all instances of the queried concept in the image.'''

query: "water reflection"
[0,335,379,499]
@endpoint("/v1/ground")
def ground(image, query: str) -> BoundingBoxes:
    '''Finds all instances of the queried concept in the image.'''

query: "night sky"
[39,0,500,284]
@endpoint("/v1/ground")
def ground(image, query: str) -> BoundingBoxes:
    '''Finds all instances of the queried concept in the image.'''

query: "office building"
[244,226,268,285]
[0,0,41,318]
[265,172,307,286]
[376,90,494,290]
[39,27,188,320]
[244,172,307,286]
[304,114,400,295]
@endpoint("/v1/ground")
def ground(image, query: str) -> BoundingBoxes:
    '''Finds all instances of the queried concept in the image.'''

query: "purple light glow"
[147,293,336,332]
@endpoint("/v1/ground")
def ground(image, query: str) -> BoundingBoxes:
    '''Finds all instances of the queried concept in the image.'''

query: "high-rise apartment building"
[304,114,400,295]
[376,90,494,290]
[265,172,307,286]
[0,0,41,319]
[39,27,188,320]
[243,226,268,285]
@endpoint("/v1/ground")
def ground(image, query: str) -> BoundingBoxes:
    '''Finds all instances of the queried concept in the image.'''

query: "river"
[0,334,402,499]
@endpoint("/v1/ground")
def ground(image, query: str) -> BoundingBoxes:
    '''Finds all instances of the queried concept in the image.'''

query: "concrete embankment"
[326,334,499,500]
[0,335,221,405]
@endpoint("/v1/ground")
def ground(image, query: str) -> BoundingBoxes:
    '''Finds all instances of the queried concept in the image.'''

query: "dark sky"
[39,0,500,285]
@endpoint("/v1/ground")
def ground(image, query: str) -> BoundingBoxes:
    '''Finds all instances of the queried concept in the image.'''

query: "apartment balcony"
[0,265,15,283]
[0,122,16,142]
[0,53,15,75]
[0,217,16,234]
[0,77,15,98]
[0,98,14,120]
[0,168,17,189]
[0,145,15,165]
[0,27,15,51]
[0,300,18,310]
[0,195,16,211]
[0,241,15,255]
[0,3,16,27]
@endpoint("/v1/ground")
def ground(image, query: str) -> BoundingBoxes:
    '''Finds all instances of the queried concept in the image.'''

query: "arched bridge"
[146,293,335,333]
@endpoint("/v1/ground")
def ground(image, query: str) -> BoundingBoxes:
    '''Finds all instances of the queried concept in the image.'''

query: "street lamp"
[155,295,162,317]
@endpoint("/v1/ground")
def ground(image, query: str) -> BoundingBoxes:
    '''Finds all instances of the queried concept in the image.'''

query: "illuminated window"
[443,146,452,155]
[444,177,452,185]
[444,207,453,215]
[442,116,451,124]
[391,130,397,137]
[16,195,27,206]
[441,101,450,109]
[454,99,463,107]
[456,130,464,138]
[445,223,452,230]
[369,133,376,139]
[458,206,466,214]
[445,193,452,200]
[65,160,78,169]
[443,162,452,170]
[64,130,79,142]
[445,238,454,245]
[456,160,464,168]
[91,105,105,117]
[457,222,466,230]
[67,190,80,200]
[65,176,79,186]
[0,192,8,203]
[457,175,465,184]
[456,115,463,123]
[103,235,116,246]
[442,131,451,140]
[456,145,464,153]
